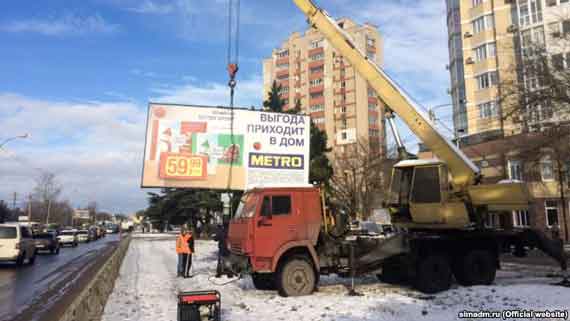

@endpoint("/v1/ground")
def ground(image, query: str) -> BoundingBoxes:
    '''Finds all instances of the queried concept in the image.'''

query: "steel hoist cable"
[225,0,240,215]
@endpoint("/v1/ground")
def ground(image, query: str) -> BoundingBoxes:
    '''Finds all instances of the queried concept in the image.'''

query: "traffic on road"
[0,222,123,321]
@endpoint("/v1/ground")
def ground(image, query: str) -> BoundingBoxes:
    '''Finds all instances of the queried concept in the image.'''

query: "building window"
[474,42,496,62]
[545,200,559,227]
[478,101,498,118]
[368,115,377,125]
[280,86,289,94]
[519,0,542,27]
[366,36,376,47]
[472,0,484,6]
[342,118,347,129]
[367,88,376,97]
[508,160,523,181]
[310,92,323,99]
[310,39,324,49]
[366,52,376,61]
[277,50,289,58]
[546,0,556,6]
[541,155,554,181]
[368,103,376,110]
[310,104,324,112]
[276,63,289,69]
[276,73,289,80]
[310,66,324,74]
[309,78,323,87]
[472,15,494,34]
[369,129,379,137]
[341,132,347,140]
[476,71,498,89]
[312,117,325,124]
[513,210,530,227]
[309,53,325,61]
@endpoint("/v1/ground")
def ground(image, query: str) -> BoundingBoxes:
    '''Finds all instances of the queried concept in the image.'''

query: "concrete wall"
[58,236,131,321]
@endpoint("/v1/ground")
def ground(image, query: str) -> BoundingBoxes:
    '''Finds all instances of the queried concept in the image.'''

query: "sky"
[0,0,453,214]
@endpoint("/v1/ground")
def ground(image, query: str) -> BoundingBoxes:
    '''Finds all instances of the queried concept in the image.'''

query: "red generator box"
[177,290,221,321]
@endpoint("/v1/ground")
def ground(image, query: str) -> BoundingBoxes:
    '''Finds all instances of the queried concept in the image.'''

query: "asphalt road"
[0,234,120,321]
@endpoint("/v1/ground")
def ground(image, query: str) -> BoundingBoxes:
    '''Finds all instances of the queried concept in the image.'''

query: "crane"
[290,0,568,288]
[293,0,533,229]
[220,0,568,297]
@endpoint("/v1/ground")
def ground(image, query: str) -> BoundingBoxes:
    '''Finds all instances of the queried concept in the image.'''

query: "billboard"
[141,103,311,190]
[74,209,90,220]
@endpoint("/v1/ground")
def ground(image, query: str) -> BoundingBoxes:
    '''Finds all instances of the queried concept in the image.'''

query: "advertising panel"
[141,103,311,190]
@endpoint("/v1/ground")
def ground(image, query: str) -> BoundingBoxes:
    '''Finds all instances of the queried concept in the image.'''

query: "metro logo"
[249,153,304,170]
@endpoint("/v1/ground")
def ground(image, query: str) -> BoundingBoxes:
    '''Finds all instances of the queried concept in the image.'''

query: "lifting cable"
[225,0,240,216]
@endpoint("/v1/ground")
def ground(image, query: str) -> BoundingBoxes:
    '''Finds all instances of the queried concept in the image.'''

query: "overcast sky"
[0,0,452,214]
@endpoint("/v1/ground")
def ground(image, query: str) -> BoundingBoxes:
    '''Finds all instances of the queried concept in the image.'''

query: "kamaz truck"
[220,0,568,297]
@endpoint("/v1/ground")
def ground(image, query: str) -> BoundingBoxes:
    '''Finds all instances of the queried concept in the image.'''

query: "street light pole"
[0,134,30,150]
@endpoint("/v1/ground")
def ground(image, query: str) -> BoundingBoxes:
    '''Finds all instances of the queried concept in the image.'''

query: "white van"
[0,223,37,265]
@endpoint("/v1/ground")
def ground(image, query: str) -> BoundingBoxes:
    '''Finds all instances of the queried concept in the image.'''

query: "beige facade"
[446,0,520,141]
[447,0,570,141]
[263,18,385,155]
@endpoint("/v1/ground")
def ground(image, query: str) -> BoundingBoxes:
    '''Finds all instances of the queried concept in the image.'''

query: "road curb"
[58,235,132,321]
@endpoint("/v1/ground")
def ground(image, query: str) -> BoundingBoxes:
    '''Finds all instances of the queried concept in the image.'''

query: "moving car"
[57,230,78,247]
[0,223,37,265]
[33,232,60,254]
[77,230,90,243]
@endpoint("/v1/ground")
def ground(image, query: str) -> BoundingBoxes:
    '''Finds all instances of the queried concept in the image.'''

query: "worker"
[176,227,194,278]
[214,223,230,278]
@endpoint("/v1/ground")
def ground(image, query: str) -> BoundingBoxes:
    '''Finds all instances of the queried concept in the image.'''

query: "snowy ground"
[102,234,569,321]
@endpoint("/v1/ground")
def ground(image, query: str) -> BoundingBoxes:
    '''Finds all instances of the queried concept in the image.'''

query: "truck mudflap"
[514,229,567,271]
[353,233,410,275]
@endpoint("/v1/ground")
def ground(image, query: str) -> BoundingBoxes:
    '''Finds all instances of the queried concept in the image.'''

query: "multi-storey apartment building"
[443,0,570,240]
[263,18,385,156]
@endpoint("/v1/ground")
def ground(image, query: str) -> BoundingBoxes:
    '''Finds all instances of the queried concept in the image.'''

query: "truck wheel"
[277,256,316,297]
[454,250,496,286]
[414,254,452,294]
[378,259,408,284]
[251,273,275,290]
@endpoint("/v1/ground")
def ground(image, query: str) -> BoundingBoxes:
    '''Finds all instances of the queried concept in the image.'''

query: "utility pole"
[27,194,32,222]
[46,199,52,225]
[12,192,17,210]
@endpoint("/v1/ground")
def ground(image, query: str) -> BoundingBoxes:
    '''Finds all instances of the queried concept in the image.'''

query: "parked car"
[33,232,60,254]
[0,223,37,265]
[57,230,78,247]
[77,230,90,243]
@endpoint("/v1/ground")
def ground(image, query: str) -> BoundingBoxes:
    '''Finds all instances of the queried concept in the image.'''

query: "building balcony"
[308,60,324,69]
[308,47,324,57]
[309,85,325,93]
[276,57,289,66]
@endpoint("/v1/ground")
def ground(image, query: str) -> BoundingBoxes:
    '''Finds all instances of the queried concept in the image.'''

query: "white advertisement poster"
[142,103,311,190]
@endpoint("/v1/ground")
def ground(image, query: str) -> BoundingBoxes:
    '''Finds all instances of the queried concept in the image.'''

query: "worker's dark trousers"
[181,253,192,277]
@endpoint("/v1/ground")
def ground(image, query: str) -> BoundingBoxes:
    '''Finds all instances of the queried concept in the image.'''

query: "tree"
[330,138,390,219]
[309,120,333,189]
[0,201,9,224]
[33,172,62,224]
[497,24,570,241]
[263,80,286,112]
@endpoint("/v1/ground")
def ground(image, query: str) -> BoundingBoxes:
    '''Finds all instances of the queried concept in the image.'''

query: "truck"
[219,0,568,296]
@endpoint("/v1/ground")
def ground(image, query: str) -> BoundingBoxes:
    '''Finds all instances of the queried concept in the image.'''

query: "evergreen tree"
[263,80,285,112]
[0,201,9,224]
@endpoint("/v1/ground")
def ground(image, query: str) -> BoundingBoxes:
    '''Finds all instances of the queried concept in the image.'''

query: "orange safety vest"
[176,233,193,254]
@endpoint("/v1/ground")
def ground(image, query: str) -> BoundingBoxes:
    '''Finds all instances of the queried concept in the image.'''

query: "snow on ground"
[102,235,569,321]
